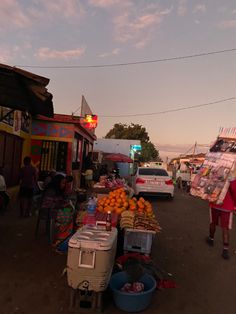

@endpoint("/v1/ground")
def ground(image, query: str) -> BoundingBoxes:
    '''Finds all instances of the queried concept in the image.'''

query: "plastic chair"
[35,207,56,244]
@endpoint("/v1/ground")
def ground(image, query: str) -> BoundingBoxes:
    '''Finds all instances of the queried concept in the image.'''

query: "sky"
[1,0,236,159]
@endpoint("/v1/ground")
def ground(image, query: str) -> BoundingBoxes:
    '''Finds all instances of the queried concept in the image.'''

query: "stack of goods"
[120,211,161,233]
[105,178,126,189]
[134,213,161,233]
[120,210,135,229]
[94,177,126,190]
[97,188,130,215]
[96,187,161,233]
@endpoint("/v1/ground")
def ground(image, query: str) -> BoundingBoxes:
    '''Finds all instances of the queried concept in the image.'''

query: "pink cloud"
[219,19,236,29]
[177,0,187,16]
[42,0,85,18]
[89,0,121,8]
[98,48,121,58]
[0,0,30,29]
[35,47,86,60]
[113,9,166,46]
[193,4,206,14]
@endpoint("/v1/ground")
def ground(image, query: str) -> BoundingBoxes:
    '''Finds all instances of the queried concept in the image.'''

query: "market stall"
[69,186,161,311]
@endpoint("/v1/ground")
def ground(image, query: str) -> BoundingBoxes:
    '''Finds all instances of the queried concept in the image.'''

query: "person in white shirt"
[0,167,10,214]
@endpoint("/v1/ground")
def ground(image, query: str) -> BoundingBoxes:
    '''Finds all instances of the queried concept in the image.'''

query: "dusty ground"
[0,189,236,314]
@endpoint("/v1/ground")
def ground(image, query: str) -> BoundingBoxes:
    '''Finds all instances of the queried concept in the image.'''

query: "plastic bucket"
[109,271,156,312]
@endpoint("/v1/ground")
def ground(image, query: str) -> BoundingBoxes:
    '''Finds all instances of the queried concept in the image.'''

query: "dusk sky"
[1,0,236,159]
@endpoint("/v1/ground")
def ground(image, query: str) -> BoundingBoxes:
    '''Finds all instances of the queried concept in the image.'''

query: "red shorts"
[210,207,233,230]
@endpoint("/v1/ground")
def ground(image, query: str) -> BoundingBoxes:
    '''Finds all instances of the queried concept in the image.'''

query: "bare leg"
[222,228,229,248]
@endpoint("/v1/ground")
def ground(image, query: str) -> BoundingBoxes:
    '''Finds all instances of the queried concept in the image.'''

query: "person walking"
[206,178,236,260]
[19,156,37,218]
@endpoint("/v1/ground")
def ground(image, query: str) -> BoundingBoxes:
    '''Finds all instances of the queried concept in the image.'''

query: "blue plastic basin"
[109,271,156,312]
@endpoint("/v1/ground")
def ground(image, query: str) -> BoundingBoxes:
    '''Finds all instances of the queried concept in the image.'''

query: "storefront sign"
[131,144,142,151]
[81,114,98,129]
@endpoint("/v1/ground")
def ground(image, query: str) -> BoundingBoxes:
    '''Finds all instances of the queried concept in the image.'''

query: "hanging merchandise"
[190,131,236,204]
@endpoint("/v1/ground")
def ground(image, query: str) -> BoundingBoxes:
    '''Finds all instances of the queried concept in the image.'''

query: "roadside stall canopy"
[104,153,133,163]
[0,63,54,120]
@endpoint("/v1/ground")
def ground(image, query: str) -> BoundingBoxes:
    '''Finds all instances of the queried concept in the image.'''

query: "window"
[139,168,168,176]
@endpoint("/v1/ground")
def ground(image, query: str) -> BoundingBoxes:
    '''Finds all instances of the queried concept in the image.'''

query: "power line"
[15,48,236,69]
[99,97,236,118]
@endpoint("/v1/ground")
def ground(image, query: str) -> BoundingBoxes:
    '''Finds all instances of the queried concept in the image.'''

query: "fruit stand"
[96,188,161,255]
[72,187,161,311]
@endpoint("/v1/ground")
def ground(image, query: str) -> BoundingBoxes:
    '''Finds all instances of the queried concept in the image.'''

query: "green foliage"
[105,123,149,143]
[105,123,159,162]
[139,142,159,162]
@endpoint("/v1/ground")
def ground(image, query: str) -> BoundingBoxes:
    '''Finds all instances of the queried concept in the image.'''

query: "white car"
[132,167,174,199]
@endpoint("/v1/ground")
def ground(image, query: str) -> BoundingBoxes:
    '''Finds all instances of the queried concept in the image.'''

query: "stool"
[35,207,56,244]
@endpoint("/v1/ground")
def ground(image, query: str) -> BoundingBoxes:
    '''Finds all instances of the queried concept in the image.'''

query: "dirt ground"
[1,189,236,314]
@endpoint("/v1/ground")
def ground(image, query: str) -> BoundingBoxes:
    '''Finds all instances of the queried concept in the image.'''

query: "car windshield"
[138,168,168,176]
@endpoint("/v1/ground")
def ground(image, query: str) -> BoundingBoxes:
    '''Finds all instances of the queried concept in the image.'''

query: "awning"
[104,153,133,163]
[0,63,54,118]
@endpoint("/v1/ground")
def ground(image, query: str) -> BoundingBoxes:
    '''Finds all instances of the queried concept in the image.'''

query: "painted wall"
[31,121,74,142]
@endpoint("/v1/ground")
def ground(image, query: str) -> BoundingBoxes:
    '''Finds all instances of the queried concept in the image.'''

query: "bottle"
[86,197,97,226]
[87,197,97,214]
[106,211,112,231]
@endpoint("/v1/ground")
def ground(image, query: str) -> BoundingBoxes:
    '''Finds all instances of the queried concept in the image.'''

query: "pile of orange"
[97,188,153,216]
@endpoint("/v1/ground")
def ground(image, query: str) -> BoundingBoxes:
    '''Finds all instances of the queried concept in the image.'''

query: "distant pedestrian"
[83,152,94,189]
[19,156,37,218]
[0,167,10,215]
[206,178,236,260]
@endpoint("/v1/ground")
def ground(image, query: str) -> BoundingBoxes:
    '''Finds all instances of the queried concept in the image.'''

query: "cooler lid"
[69,226,117,250]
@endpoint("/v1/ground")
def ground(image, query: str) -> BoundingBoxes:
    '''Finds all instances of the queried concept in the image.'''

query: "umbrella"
[0,63,54,118]
[104,153,133,163]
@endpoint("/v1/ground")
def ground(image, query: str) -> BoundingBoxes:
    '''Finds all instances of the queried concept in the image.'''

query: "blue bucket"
[109,271,156,312]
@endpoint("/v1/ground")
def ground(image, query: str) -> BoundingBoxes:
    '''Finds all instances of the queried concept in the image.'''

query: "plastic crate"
[123,229,155,255]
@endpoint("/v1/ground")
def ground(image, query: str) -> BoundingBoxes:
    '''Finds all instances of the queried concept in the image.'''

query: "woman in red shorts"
[206,179,236,259]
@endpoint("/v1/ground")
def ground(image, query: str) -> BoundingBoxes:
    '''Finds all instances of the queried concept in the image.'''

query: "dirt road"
[0,189,236,314]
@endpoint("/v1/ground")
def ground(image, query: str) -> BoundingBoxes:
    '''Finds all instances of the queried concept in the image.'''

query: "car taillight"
[136,178,145,184]
[165,179,173,185]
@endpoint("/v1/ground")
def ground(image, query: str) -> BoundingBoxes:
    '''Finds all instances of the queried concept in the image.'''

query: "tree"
[105,123,149,142]
[105,123,159,162]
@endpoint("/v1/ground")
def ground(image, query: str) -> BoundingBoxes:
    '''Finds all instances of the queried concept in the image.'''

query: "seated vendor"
[41,174,75,248]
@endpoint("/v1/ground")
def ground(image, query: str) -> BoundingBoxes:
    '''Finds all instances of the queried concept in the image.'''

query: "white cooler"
[67,226,117,292]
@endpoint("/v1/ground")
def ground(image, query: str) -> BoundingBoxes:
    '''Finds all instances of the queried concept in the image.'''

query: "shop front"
[0,108,31,187]
[31,114,96,188]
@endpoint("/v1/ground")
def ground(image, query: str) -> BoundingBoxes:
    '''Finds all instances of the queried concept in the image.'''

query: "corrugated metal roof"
[0,63,53,117]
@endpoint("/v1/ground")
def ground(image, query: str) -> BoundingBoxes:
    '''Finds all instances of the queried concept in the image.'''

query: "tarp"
[0,63,53,118]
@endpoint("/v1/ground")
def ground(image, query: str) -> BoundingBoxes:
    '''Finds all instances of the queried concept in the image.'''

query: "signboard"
[80,114,98,129]
[131,144,142,151]
[13,110,21,134]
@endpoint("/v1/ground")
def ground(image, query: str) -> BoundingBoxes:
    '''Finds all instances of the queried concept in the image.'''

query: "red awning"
[104,153,133,163]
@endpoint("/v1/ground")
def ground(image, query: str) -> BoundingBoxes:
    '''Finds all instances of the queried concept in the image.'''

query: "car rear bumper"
[135,185,174,197]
